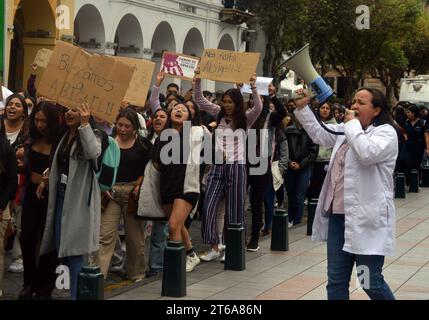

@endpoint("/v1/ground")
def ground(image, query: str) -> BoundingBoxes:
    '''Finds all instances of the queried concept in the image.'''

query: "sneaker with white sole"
[218,244,226,252]
[288,222,293,228]
[186,254,201,272]
[246,239,260,252]
[8,258,24,273]
[199,249,221,262]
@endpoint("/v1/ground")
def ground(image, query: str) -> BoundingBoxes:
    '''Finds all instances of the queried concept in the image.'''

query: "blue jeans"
[149,221,169,272]
[284,166,312,225]
[263,180,276,231]
[327,214,395,300]
[54,183,84,300]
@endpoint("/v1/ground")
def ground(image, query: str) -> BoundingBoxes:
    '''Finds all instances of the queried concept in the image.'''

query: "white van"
[399,75,429,108]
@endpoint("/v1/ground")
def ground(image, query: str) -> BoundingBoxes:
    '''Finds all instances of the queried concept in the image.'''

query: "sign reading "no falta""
[199,49,260,84]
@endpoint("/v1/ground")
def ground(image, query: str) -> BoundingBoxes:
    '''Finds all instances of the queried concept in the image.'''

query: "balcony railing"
[220,0,253,25]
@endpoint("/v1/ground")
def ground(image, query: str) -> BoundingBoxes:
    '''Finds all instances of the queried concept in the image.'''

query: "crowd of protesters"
[0,62,429,301]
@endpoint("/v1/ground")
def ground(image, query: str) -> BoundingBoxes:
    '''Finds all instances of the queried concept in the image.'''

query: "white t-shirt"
[0,86,14,111]
[7,129,20,146]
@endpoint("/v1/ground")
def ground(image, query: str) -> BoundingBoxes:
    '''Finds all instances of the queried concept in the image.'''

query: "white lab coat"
[294,106,398,256]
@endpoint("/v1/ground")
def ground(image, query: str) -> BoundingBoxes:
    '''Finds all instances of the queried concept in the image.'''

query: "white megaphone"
[282,44,333,103]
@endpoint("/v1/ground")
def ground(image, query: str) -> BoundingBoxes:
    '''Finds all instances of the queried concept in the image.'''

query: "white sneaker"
[218,244,226,252]
[186,254,201,272]
[199,249,221,262]
[288,222,293,229]
[8,258,24,273]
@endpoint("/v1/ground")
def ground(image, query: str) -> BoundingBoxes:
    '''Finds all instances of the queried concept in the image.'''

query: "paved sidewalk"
[109,187,429,300]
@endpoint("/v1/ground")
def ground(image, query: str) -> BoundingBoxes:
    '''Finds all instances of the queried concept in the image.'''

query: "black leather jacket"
[284,122,319,170]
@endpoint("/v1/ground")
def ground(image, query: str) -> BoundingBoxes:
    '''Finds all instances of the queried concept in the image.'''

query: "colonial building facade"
[4,0,254,93]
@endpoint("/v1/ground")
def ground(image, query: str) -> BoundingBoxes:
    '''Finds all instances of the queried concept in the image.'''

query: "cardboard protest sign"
[38,41,81,101]
[57,53,135,124]
[161,52,200,80]
[38,41,135,124]
[199,49,260,84]
[241,77,273,96]
[34,48,53,68]
[114,56,156,107]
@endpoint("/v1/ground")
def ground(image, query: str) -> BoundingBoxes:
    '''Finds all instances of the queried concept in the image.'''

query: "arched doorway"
[216,33,236,92]
[151,21,176,94]
[74,4,105,54]
[114,14,143,59]
[8,0,56,92]
[181,27,204,93]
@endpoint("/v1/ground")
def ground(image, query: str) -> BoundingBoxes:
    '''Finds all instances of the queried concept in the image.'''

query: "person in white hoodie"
[293,87,398,300]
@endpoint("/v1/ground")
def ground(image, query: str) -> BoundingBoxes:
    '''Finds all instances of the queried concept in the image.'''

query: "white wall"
[74,0,249,93]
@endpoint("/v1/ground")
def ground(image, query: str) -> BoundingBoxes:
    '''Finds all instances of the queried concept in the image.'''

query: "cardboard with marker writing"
[114,56,156,107]
[57,53,135,124]
[38,40,81,102]
[199,49,260,84]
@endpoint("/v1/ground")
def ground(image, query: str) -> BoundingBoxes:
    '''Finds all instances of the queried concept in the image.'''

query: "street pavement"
[2,187,429,300]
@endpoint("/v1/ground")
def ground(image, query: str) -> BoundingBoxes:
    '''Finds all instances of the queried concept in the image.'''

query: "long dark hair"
[185,99,201,126]
[318,102,334,121]
[4,94,29,120]
[28,101,65,144]
[113,107,141,137]
[252,95,270,130]
[165,103,193,130]
[356,87,396,128]
[62,112,102,161]
[394,105,407,129]
[0,117,11,172]
[217,89,247,131]
[147,108,168,142]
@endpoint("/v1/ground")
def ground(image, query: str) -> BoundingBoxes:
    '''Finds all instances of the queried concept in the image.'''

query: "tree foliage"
[249,0,429,100]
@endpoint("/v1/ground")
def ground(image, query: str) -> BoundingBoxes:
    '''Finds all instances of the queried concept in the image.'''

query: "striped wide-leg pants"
[201,163,247,245]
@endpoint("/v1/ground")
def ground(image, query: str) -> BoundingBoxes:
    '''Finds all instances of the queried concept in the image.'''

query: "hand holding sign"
[77,102,91,127]
[156,71,165,87]
[241,77,273,96]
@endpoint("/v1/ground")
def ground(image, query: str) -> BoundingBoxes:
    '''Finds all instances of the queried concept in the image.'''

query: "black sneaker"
[246,239,260,252]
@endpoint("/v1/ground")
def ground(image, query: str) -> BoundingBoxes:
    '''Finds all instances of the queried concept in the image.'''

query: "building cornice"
[109,0,227,25]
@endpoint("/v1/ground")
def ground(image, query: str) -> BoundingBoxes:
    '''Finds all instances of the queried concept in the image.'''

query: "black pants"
[307,161,329,200]
[248,171,270,242]
[20,183,58,295]
[398,149,424,185]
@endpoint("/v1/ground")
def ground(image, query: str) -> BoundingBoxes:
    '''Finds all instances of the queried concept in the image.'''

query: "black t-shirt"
[116,138,151,183]
[404,119,426,152]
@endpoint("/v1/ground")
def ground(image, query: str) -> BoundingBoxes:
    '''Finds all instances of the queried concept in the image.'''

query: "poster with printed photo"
[161,52,200,81]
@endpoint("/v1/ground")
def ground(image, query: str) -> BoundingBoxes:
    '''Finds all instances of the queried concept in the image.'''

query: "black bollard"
[409,169,419,193]
[307,199,318,236]
[161,241,186,297]
[420,167,429,187]
[77,266,104,300]
[224,223,245,271]
[270,209,289,251]
[395,173,406,199]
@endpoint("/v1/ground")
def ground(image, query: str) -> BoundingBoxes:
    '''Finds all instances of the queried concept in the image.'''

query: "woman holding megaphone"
[293,87,397,300]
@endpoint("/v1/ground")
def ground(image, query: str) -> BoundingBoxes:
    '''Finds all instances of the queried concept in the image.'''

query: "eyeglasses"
[172,105,188,112]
